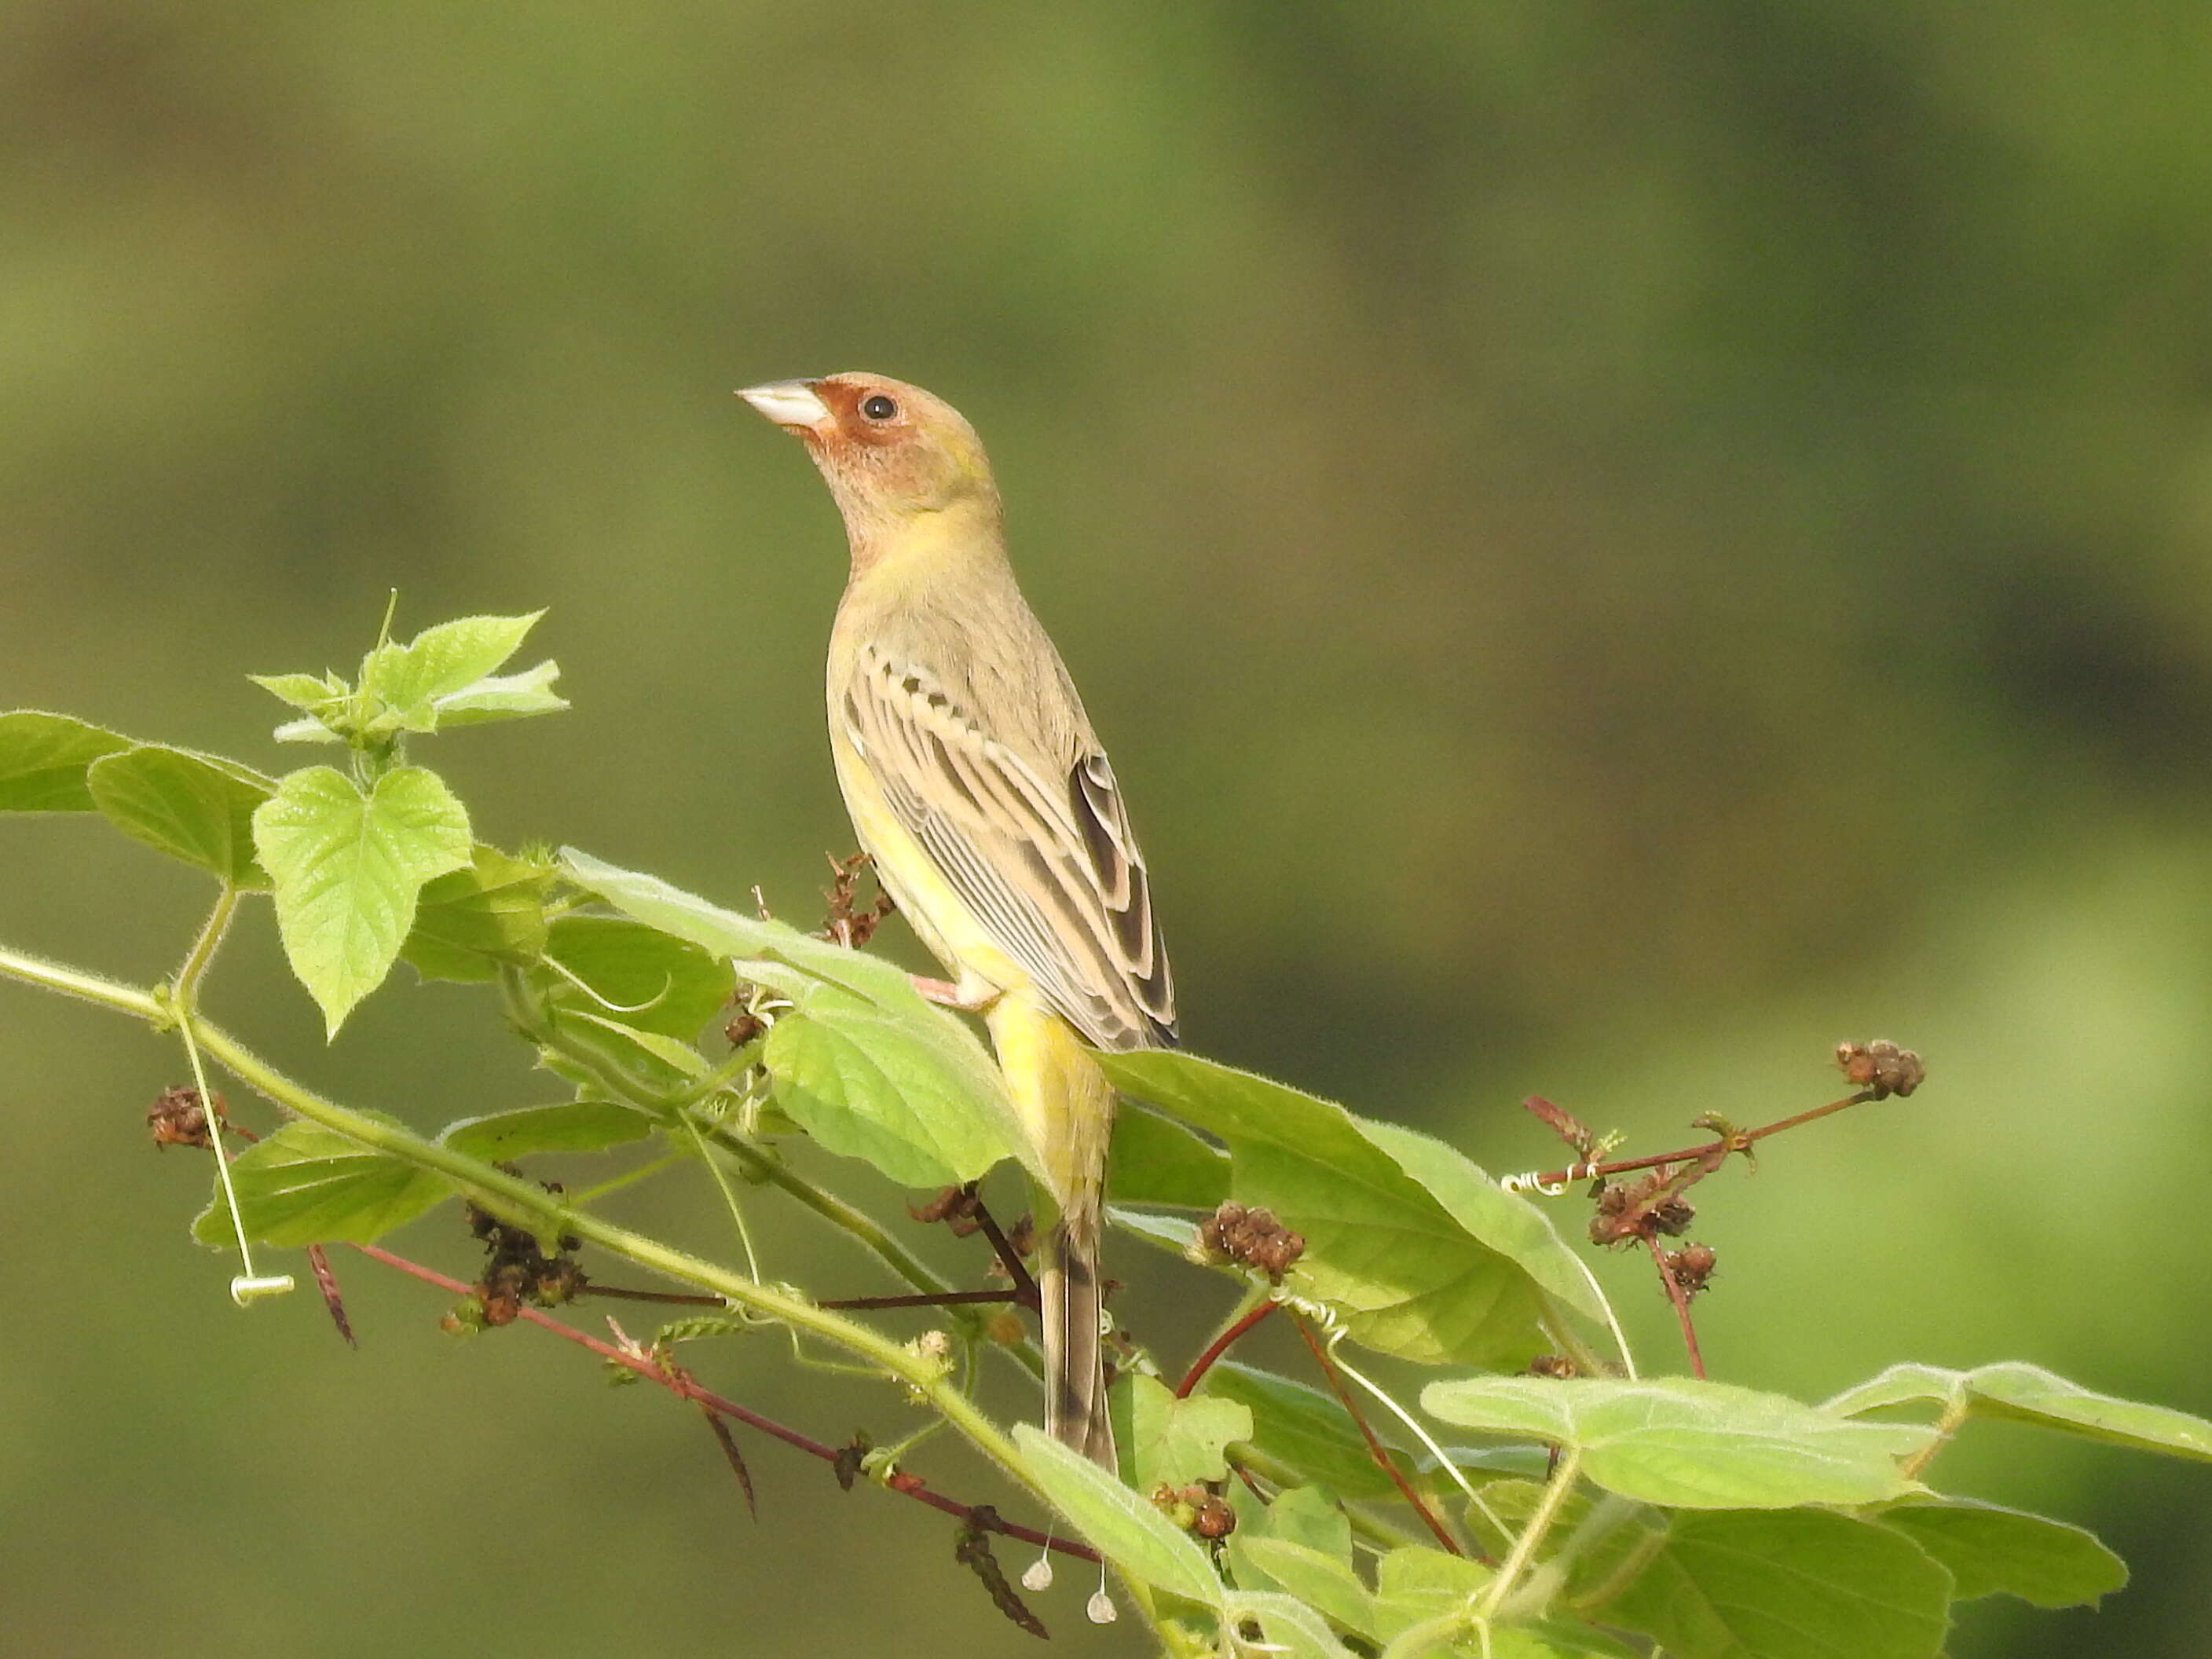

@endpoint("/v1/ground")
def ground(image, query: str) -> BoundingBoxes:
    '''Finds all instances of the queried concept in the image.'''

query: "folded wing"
[840,648,1176,1051]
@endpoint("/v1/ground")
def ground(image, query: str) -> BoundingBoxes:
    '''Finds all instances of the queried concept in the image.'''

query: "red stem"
[1518,1090,1873,1191]
[347,1243,1095,1562]
[1645,1235,1707,1379]
[965,1192,1041,1307]
[1291,1313,1466,1558]
[1176,1300,1278,1397]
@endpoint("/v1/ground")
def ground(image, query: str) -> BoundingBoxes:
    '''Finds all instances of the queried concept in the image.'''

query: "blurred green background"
[5,3,2210,1654]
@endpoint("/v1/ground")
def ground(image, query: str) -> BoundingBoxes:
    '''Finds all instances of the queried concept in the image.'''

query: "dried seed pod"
[147,1085,218,1149]
[1666,1243,1718,1295]
[1836,1039,1926,1100]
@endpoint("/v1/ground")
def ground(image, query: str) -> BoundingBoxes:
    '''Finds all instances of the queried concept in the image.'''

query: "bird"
[738,372,1175,1470]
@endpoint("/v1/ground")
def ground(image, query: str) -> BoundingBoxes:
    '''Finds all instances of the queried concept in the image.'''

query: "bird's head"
[738,372,999,545]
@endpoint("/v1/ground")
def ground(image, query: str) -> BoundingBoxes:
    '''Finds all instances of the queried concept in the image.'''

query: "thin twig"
[1645,1236,1707,1379]
[1176,1300,1278,1397]
[1515,1090,1875,1191]
[579,1283,723,1306]
[966,1190,1041,1307]
[1291,1313,1461,1557]
[822,1290,1025,1311]
[348,1242,1095,1561]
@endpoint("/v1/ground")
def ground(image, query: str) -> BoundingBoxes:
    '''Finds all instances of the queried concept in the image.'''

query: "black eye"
[859,394,899,421]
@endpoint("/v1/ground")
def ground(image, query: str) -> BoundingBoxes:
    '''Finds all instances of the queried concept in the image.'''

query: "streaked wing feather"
[844,652,1175,1049]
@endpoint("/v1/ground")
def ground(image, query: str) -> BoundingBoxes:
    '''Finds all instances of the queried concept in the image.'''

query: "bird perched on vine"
[738,372,1175,1470]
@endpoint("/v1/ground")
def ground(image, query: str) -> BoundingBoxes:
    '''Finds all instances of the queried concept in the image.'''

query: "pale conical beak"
[736,379,832,430]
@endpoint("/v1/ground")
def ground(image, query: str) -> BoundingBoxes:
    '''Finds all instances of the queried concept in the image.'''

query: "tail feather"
[986,991,1120,1470]
[1042,1210,1115,1469]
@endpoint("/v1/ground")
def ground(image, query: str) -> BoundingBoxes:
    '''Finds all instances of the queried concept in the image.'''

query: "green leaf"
[1602,1509,1952,1659]
[401,844,555,982]
[0,712,133,811]
[86,746,274,888]
[248,671,350,712]
[1206,1361,1410,1500]
[254,765,474,1036]
[1014,1424,1224,1608]
[1232,1540,1374,1639]
[1108,1103,1229,1209]
[761,999,1007,1188]
[1219,1593,1360,1659]
[430,658,569,727]
[361,611,546,731]
[1098,1049,1598,1368]
[191,1119,455,1247]
[1870,1496,2126,1609]
[1253,1484,1355,1557]
[1371,1546,1492,1644]
[560,849,1024,1184]
[1114,1372,1254,1490]
[1826,1361,2212,1463]
[543,914,732,1038]
[1109,1205,1203,1258]
[1421,1375,1935,1509]
[439,1100,660,1162]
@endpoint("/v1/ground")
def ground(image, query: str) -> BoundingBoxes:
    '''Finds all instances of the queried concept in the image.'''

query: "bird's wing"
[840,647,1175,1050]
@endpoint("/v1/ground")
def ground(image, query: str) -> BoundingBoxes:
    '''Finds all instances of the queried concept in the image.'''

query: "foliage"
[1,610,2205,1657]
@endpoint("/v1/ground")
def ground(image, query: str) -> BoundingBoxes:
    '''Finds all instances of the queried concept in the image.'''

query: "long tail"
[1041,1206,1113,1467]
[986,991,1118,1470]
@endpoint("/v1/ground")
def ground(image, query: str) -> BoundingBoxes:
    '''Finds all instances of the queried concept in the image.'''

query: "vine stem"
[1512,1090,1876,1192]
[1176,1295,1277,1397]
[500,965,1046,1380]
[1645,1234,1707,1379]
[1291,1312,1463,1557]
[0,943,1032,1492]
[1474,1445,1583,1627]
[348,1243,1097,1561]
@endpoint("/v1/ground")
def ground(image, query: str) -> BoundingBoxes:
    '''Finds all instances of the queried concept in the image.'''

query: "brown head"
[738,372,1000,555]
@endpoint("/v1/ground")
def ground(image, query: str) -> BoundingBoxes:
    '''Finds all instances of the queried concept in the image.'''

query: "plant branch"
[174,883,242,1006]
[349,1243,1097,1562]
[1291,1313,1462,1558]
[1511,1090,1877,1192]
[496,965,1043,1376]
[965,1188,1040,1306]
[0,943,1038,1497]
[1645,1235,1706,1379]
[1176,1295,1277,1397]
[1476,1445,1584,1624]
[703,1124,1046,1381]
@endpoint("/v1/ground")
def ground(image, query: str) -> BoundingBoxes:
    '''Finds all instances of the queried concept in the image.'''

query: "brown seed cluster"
[821,850,895,949]
[459,1194,584,1327]
[1665,1243,1718,1296]
[1836,1039,1925,1100]
[1195,1202,1306,1281]
[911,1184,986,1237]
[147,1085,221,1150]
[1588,1172,1696,1247]
[1152,1483,1237,1539]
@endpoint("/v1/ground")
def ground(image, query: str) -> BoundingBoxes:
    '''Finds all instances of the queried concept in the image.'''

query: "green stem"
[174,883,241,1005]
[0,943,163,1022]
[1474,1445,1583,1624]
[0,941,1031,1486]
[683,1115,765,1282]
[498,965,1038,1368]
[1898,1390,1971,1481]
